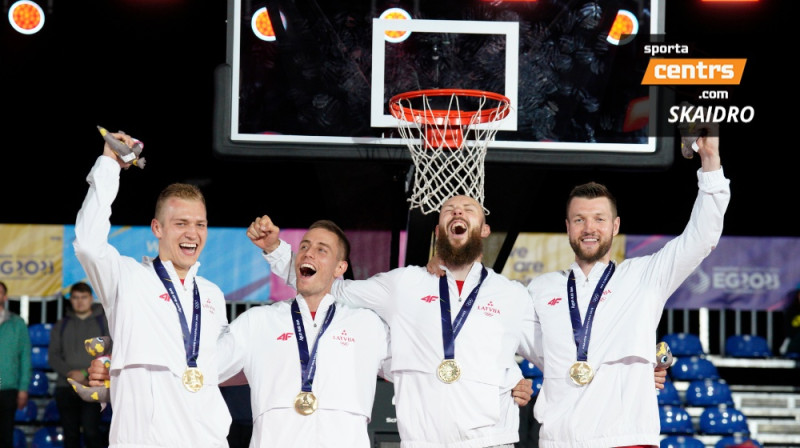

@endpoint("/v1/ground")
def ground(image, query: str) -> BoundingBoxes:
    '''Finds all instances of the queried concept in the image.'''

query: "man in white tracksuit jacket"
[258,195,541,448]
[74,133,231,448]
[528,132,729,447]
[217,220,391,447]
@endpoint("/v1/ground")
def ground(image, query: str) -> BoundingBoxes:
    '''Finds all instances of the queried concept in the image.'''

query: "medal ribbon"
[567,262,615,362]
[291,299,336,393]
[153,257,201,368]
[439,266,488,361]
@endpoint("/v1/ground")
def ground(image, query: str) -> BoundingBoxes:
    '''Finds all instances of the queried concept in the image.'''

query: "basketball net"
[391,89,510,215]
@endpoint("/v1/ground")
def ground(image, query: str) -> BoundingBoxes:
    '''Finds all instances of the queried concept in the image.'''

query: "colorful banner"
[62,225,407,303]
[63,225,272,302]
[625,235,800,311]
[0,224,63,296]
[7,222,797,310]
[500,233,626,285]
[265,229,407,302]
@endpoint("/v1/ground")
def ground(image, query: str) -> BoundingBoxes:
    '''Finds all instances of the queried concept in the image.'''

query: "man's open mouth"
[299,263,317,277]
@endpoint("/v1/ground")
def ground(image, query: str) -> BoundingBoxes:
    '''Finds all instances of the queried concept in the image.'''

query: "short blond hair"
[154,183,206,221]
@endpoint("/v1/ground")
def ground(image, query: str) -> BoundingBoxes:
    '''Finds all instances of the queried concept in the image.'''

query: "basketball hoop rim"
[389,88,511,126]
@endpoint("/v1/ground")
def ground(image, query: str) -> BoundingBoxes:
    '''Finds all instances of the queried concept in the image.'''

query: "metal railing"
[10,296,795,358]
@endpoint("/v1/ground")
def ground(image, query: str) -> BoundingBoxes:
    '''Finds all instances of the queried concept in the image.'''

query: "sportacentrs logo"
[639,38,754,137]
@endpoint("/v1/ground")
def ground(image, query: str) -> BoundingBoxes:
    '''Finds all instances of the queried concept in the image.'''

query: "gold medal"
[294,391,318,415]
[182,367,204,392]
[569,361,594,386]
[437,359,461,383]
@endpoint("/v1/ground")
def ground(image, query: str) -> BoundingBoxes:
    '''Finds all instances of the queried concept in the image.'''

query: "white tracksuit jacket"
[528,168,730,448]
[217,294,391,447]
[74,156,231,448]
[267,247,540,448]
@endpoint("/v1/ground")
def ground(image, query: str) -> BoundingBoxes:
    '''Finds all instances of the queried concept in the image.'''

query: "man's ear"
[613,216,620,237]
[481,223,491,238]
[151,218,162,238]
[334,261,348,278]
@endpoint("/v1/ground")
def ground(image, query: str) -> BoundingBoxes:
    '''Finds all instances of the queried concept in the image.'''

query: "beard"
[436,224,484,267]
[569,234,613,264]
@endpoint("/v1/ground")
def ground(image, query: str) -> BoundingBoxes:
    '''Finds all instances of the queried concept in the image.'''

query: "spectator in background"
[781,286,800,357]
[0,280,32,448]
[49,282,109,448]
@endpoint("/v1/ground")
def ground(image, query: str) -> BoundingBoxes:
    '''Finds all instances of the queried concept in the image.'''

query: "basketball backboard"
[213,0,672,168]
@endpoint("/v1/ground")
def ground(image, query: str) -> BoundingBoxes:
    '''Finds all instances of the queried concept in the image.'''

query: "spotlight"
[379,7,411,43]
[8,0,44,35]
[607,9,638,46]
[251,7,286,42]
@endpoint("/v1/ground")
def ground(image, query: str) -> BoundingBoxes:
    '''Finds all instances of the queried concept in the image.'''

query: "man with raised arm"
[217,220,391,447]
[74,132,231,447]
[527,132,729,447]
[250,195,539,448]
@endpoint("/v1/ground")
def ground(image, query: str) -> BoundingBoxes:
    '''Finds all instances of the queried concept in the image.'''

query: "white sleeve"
[642,167,731,304]
[73,156,125,314]
[518,284,544,371]
[217,312,252,382]
[329,270,402,321]
[265,239,401,320]
[377,319,393,382]
[263,240,296,287]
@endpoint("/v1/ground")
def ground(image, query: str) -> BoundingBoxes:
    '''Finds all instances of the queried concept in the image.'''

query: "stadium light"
[8,0,44,35]
[251,7,286,42]
[607,9,638,46]
[379,7,411,43]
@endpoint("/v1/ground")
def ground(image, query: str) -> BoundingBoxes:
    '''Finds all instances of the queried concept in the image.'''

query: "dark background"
[0,1,790,245]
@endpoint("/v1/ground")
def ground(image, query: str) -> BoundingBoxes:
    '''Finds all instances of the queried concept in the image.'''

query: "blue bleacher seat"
[659,405,695,435]
[715,435,762,448]
[31,427,64,448]
[42,399,60,423]
[671,356,719,381]
[31,346,50,370]
[15,399,38,423]
[725,335,772,358]
[660,435,706,448]
[698,405,749,435]
[28,323,53,347]
[685,379,734,407]
[662,333,705,357]
[13,427,27,448]
[531,376,543,396]
[657,379,682,406]
[28,370,50,396]
[519,359,543,378]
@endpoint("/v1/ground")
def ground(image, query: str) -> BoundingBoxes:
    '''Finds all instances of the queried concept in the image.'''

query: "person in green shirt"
[0,280,32,448]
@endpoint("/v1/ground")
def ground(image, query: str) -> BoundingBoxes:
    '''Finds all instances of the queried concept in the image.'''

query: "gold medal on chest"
[182,367,204,392]
[437,359,461,384]
[569,361,594,386]
[294,391,318,415]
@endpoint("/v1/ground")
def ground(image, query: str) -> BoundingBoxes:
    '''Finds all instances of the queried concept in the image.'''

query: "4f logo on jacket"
[547,298,562,306]
[276,332,293,341]
[420,295,438,303]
